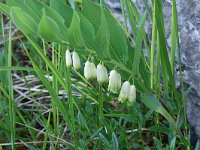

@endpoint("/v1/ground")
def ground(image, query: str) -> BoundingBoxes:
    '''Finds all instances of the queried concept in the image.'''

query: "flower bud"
[84,60,92,80]
[65,49,72,68]
[118,81,130,103]
[108,70,121,93]
[90,62,97,79]
[128,85,136,105]
[72,51,81,70]
[97,63,108,84]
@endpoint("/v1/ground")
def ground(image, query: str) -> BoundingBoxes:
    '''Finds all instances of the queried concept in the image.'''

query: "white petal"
[65,49,72,68]
[97,64,108,84]
[84,61,92,80]
[128,85,136,104]
[116,73,121,90]
[108,70,119,93]
[118,81,130,102]
[72,51,81,70]
[91,62,97,79]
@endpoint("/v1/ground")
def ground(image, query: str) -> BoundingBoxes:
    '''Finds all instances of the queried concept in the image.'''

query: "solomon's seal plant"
[0,0,189,149]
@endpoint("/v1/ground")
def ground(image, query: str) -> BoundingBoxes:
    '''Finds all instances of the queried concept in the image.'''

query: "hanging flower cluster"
[66,49,137,105]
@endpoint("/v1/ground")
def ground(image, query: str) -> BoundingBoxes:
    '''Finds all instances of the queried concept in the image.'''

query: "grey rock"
[106,0,200,139]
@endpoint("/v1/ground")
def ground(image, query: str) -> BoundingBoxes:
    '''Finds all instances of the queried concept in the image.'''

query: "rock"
[106,0,200,139]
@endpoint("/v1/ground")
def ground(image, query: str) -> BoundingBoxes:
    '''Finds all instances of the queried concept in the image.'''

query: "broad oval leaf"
[94,7,110,60]
[141,93,164,113]
[44,5,68,41]
[7,0,42,23]
[50,0,73,28]
[79,13,95,50]
[68,10,84,48]
[10,7,37,35]
[38,10,62,42]
[8,0,68,43]
[141,93,175,126]
[82,0,128,64]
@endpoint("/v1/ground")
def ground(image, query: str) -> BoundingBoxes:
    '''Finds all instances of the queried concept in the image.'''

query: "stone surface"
[106,0,200,139]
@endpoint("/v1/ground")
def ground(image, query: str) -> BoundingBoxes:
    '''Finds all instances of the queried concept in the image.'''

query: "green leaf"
[150,126,171,133]
[141,93,175,126]
[21,41,74,140]
[8,0,68,42]
[50,0,73,28]
[194,140,200,150]
[94,7,110,60]
[7,0,42,23]
[125,0,137,36]
[0,2,10,16]
[155,1,178,99]
[153,137,163,150]
[50,0,95,49]
[38,9,62,42]
[99,133,110,148]
[68,10,84,48]
[132,12,146,78]
[111,132,118,150]
[82,0,128,64]
[170,137,176,150]
[89,127,102,140]
[79,13,95,50]
[44,5,68,41]
[10,7,37,35]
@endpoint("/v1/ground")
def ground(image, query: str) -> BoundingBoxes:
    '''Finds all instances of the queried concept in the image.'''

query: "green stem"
[156,31,161,97]
[171,0,177,76]
[150,0,156,89]
[98,84,103,124]
[120,0,128,34]
[8,21,15,150]
[173,0,187,135]
[52,43,58,135]
[66,68,76,145]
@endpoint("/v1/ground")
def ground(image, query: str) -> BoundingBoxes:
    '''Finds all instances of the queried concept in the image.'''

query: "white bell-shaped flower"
[65,49,72,68]
[84,60,92,80]
[90,62,97,79]
[97,63,108,84]
[118,81,130,103]
[72,51,81,70]
[128,85,136,105]
[108,70,121,93]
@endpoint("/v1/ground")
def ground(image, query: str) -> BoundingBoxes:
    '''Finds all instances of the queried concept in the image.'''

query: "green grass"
[0,0,194,149]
